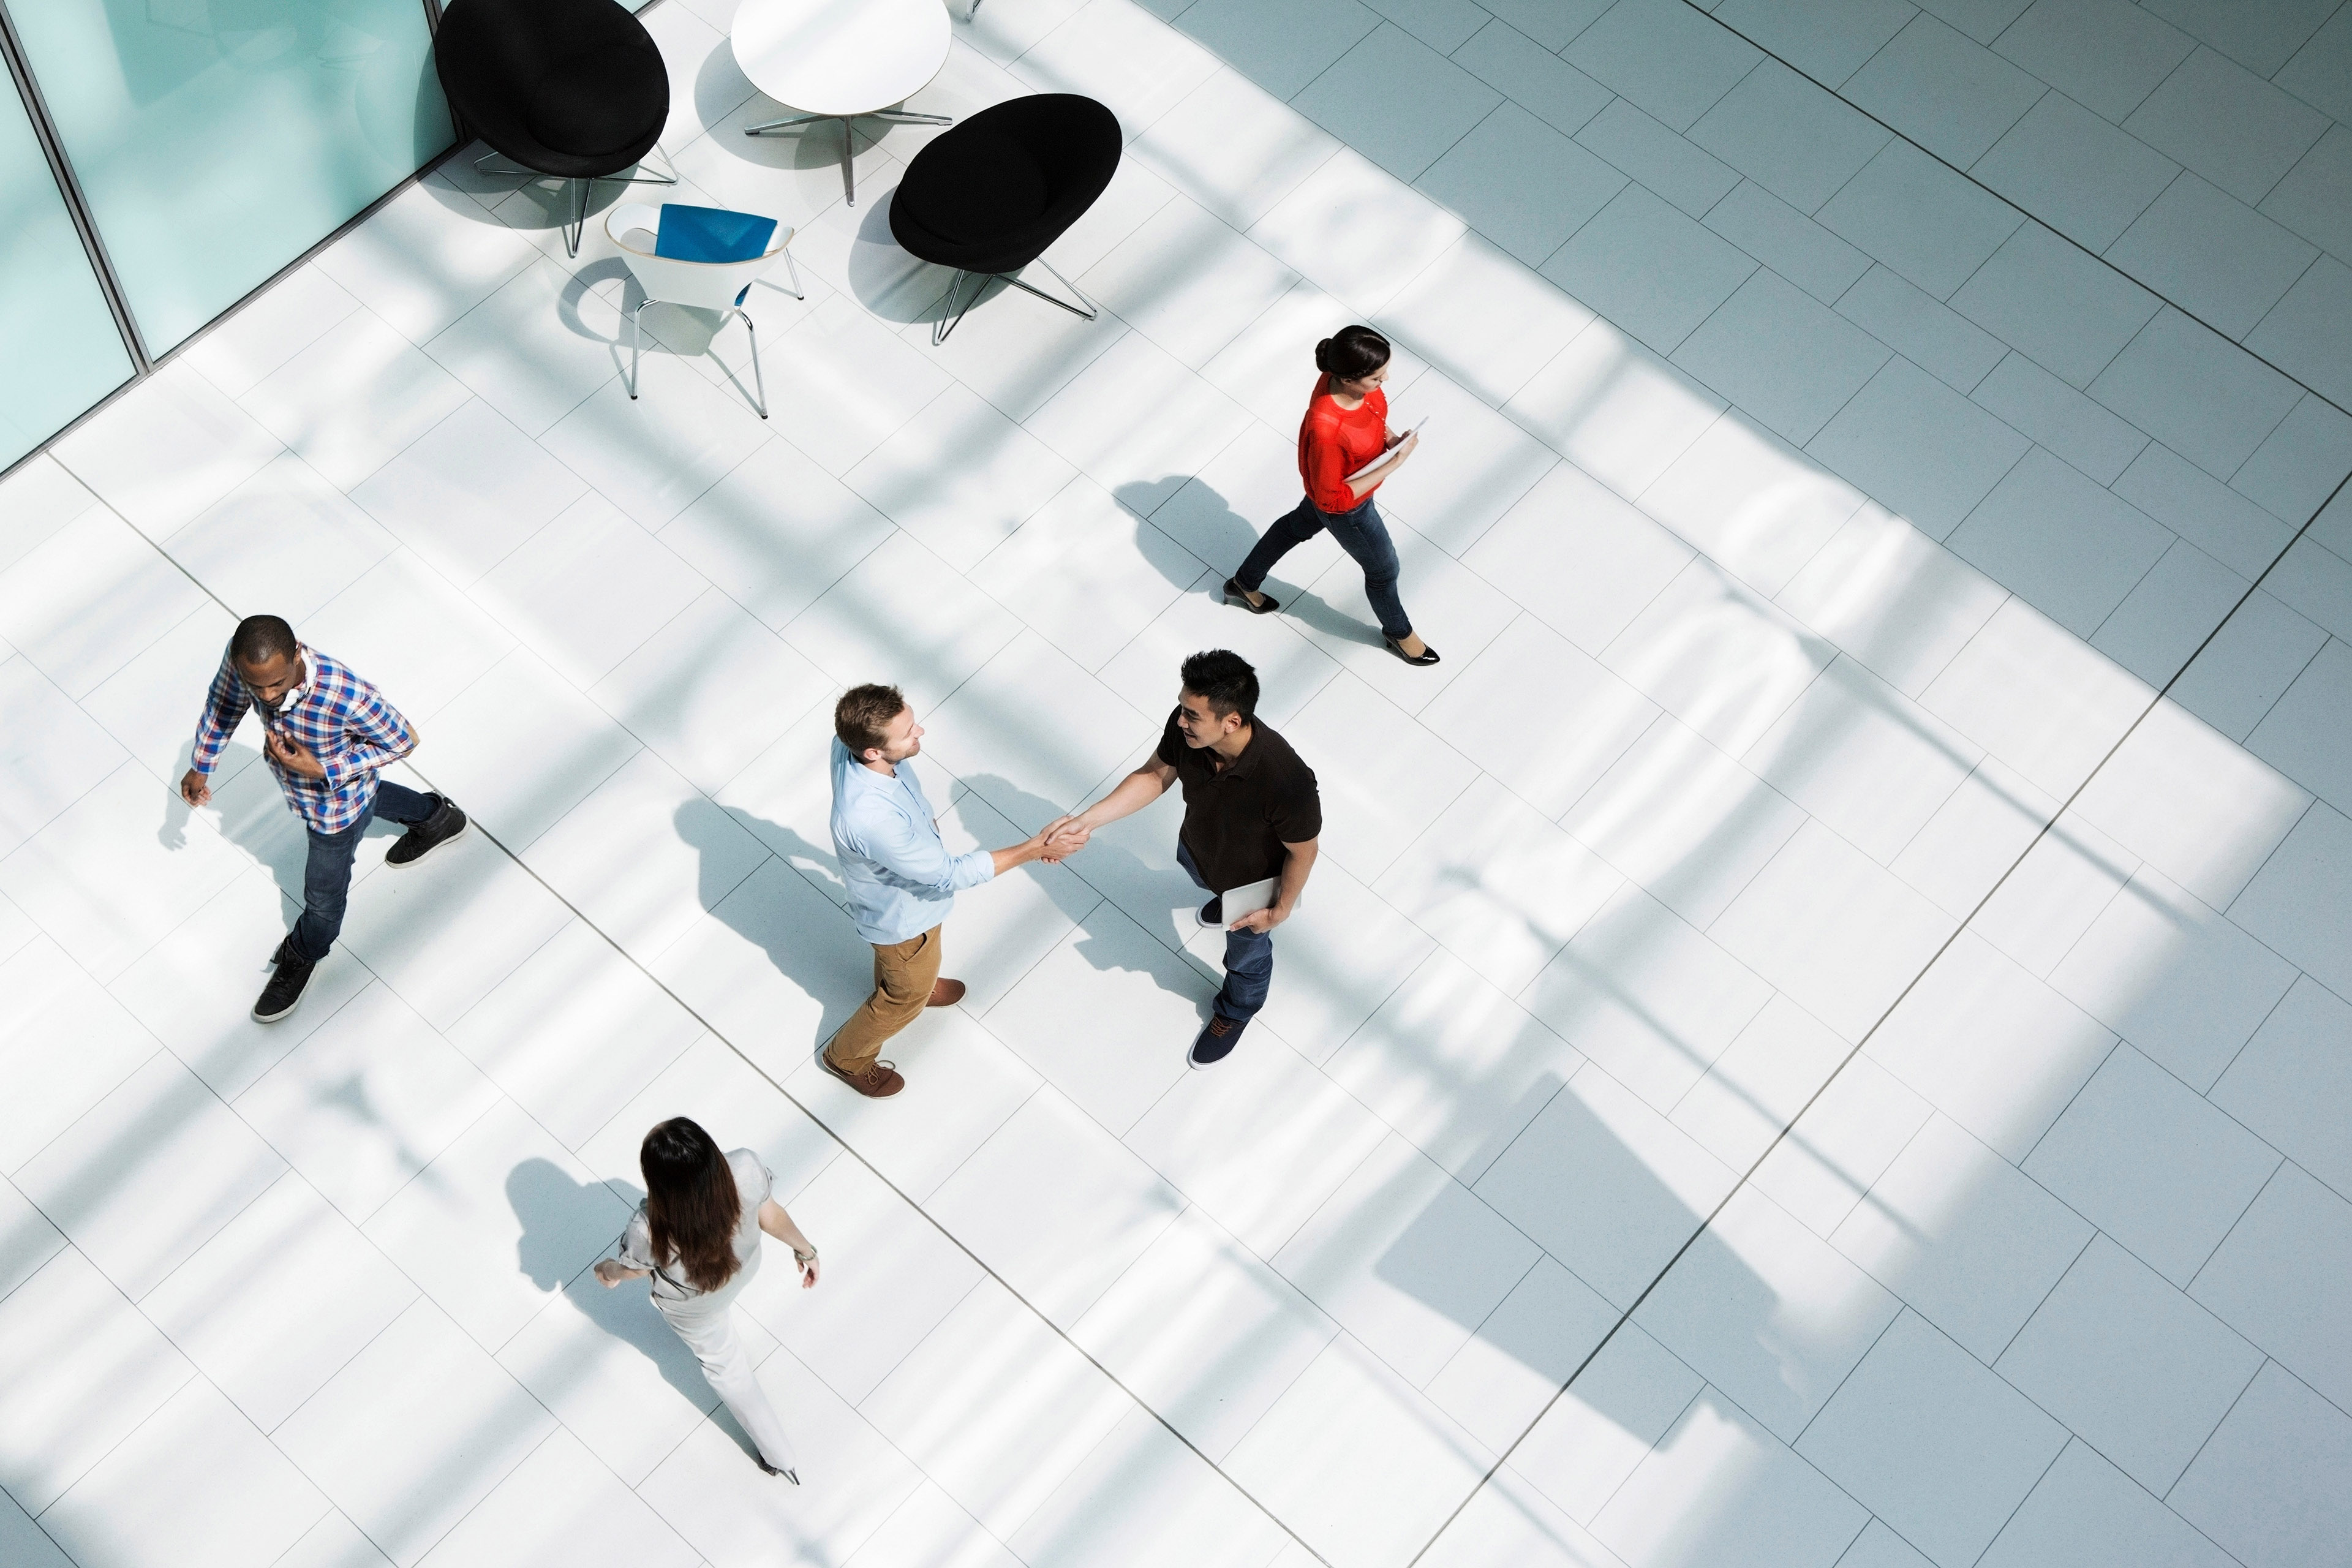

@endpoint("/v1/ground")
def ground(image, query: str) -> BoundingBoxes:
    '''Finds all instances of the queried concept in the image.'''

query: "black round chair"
[888,94,1122,344]
[434,0,676,257]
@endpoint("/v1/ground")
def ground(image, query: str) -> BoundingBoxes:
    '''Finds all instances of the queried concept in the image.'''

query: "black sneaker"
[253,951,316,1022]
[1196,895,1223,929]
[1189,1014,1246,1068]
[385,795,467,867]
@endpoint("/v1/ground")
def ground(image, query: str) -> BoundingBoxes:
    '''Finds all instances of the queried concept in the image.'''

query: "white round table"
[733,0,956,205]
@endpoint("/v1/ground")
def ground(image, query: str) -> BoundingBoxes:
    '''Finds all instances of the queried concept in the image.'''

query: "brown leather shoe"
[927,978,967,1007]
[821,1054,905,1098]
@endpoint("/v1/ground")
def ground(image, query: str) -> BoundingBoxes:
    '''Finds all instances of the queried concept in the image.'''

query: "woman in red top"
[1226,325,1437,665]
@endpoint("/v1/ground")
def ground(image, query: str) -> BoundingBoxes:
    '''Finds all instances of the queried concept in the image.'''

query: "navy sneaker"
[1189,1014,1246,1068]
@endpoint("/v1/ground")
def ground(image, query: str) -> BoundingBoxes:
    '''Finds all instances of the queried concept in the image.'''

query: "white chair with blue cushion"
[606,202,803,418]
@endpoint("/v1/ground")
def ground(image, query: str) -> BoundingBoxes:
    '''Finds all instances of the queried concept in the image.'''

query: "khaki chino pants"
[823,925,943,1072]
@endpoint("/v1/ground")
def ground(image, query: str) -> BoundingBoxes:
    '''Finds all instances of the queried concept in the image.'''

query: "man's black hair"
[229,614,298,668]
[1180,649,1258,723]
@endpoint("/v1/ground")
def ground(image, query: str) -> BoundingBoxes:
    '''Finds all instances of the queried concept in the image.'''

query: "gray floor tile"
[1575,98,1743,216]
[2261,124,2352,265]
[1972,355,2149,484]
[1703,182,1871,303]
[1711,0,1917,86]
[2114,442,2296,578]
[1564,0,1764,132]
[1671,269,1891,443]
[1450,19,1614,137]
[1417,102,1627,265]
[1540,183,1757,351]
[1999,1238,2263,1493]
[1817,140,2026,301]
[2089,537,2249,686]
[2274,3,2352,122]
[1808,356,2029,535]
[2139,0,2340,77]
[1990,0,2196,121]
[1970,92,2180,252]
[2171,589,2326,741]
[2171,1362,2352,1568]
[2188,1161,2352,1411]
[1949,222,2160,388]
[2262,535,2352,643]
[1177,0,1383,99]
[2106,173,2319,341]
[1948,448,2172,633]
[2228,799,2352,1001]
[1361,0,1494,53]
[2213,974,2352,1205]
[1834,266,2009,391]
[1480,0,1617,51]
[2245,255,2352,411]
[1797,1311,2068,1568]
[2025,1046,2282,1283]
[2232,394,2352,528]
[2088,309,2302,479]
[1916,0,2033,45]
[1981,1441,2236,1568]
[1845,14,2048,166]
[2122,46,2329,205]
[1295,24,1503,181]
[1688,59,1890,213]
[2247,636,2352,815]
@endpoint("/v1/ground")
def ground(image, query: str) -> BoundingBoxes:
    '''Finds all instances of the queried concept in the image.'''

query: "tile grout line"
[1401,457,2352,1566]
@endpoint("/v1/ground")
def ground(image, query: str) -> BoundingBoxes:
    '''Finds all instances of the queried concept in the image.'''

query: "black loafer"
[1224,578,1280,614]
[1384,636,1441,666]
[385,795,467,867]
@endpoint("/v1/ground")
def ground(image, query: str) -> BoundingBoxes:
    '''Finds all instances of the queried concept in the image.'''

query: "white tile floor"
[4,0,2352,1564]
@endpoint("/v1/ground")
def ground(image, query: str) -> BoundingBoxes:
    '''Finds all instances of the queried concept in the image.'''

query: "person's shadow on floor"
[1115,476,1383,649]
[675,797,869,1046]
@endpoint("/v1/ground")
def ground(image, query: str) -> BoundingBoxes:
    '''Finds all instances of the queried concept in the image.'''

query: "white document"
[1218,876,1280,923]
[1343,417,1426,484]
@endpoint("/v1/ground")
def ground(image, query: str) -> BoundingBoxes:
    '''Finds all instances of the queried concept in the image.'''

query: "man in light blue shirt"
[823,683,1069,1098]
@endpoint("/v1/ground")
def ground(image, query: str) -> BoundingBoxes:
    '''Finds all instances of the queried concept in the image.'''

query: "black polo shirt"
[1156,710,1322,892]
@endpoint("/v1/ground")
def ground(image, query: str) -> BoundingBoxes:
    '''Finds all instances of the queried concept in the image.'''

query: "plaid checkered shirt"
[189,643,417,835]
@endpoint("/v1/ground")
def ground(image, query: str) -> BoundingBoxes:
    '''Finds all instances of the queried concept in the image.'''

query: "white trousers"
[658,1298,797,1472]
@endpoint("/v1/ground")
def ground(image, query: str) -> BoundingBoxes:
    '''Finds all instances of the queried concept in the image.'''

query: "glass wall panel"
[0,70,134,471]
[12,0,453,353]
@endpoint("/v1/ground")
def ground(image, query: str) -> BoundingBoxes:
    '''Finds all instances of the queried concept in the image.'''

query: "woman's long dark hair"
[1314,324,1391,383]
[640,1118,742,1293]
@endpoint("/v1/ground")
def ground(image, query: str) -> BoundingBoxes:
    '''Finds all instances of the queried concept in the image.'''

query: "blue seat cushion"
[654,204,778,263]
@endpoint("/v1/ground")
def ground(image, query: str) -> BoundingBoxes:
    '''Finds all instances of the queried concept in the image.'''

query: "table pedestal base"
[744,110,953,205]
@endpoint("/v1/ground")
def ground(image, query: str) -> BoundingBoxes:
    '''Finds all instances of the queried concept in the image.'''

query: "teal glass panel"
[0,71,133,471]
[12,0,454,354]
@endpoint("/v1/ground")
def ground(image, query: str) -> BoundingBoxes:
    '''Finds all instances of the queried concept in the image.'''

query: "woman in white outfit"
[594,1117,819,1481]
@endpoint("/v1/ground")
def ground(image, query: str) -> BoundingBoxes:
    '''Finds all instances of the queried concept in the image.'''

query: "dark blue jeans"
[291,782,435,962]
[1177,840,1273,1026]
[1235,493,1412,642]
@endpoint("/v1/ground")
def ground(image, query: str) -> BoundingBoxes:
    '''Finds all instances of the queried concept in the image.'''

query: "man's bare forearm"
[1074,764,1172,831]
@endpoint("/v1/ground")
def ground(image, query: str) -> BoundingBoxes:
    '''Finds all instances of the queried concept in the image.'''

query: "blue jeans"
[1177,840,1273,1026]
[291,782,435,962]
[1235,493,1412,642]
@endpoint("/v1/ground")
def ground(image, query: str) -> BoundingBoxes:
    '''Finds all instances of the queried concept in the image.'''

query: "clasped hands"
[1030,815,1093,862]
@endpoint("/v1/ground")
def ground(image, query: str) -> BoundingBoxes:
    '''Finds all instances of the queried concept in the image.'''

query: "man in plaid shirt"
[180,614,467,1022]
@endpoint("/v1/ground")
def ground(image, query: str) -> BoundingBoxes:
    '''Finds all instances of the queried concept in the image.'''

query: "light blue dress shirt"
[829,737,995,945]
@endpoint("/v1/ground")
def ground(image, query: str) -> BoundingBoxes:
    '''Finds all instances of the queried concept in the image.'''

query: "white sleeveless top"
[613,1148,773,1309]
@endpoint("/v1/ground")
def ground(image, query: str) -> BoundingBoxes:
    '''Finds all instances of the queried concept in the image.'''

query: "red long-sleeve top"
[1298,375,1389,514]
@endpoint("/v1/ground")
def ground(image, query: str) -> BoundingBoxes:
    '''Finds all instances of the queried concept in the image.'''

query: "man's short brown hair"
[834,684,908,758]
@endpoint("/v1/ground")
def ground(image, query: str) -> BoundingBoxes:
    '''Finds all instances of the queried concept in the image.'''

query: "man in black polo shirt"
[1059,650,1321,1067]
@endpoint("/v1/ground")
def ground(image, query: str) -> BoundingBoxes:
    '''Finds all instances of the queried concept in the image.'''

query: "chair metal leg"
[628,301,650,398]
[732,309,769,419]
[966,0,984,18]
[560,178,591,257]
[932,270,989,345]
[999,257,1100,322]
[779,248,807,301]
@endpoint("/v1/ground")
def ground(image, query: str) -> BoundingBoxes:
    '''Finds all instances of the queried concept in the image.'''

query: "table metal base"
[743,109,952,205]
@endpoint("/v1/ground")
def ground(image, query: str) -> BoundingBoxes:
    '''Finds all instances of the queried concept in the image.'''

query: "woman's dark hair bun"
[1314,324,1391,382]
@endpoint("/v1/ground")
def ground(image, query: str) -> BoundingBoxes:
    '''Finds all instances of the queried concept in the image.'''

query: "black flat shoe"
[1224,578,1280,614]
[1384,636,1441,666]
